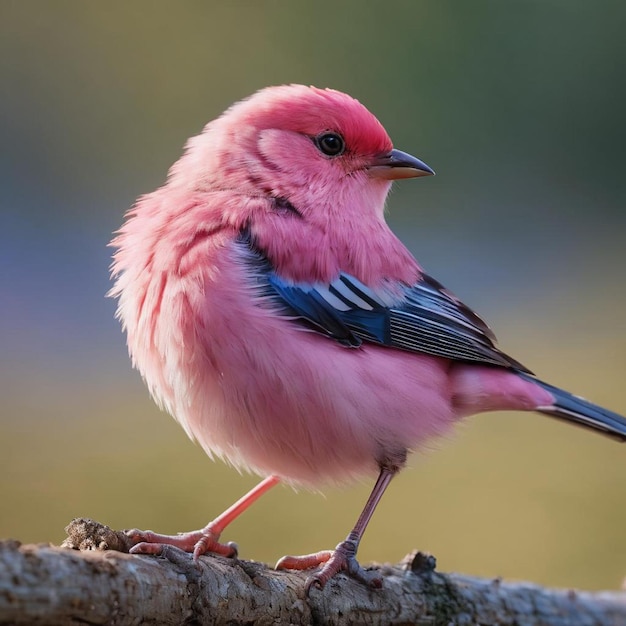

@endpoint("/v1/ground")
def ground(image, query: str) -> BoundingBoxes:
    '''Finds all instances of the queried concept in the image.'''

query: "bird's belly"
[174,308,456,487]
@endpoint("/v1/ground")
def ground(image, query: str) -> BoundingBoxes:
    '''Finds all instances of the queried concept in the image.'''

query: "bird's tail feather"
[518,372,626,442]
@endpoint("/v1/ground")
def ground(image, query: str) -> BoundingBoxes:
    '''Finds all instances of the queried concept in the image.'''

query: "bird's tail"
[518,372,626,442]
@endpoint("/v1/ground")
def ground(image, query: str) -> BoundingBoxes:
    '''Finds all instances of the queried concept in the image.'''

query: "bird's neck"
[249,209,420,286]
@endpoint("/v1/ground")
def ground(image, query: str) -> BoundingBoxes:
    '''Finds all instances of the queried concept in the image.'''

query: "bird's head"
[170,85,433,222]
[155,85,433,283]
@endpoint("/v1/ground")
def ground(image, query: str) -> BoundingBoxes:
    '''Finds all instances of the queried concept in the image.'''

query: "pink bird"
[110,84,626,591]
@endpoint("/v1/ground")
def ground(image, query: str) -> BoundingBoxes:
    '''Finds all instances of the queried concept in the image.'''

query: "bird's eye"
[315,132,345,157]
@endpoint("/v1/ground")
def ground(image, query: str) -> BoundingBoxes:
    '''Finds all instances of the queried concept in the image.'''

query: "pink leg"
[276,467,396,591]
[127,475,280,559]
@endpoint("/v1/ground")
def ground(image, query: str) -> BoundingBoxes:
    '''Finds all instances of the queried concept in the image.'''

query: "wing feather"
[236,231,531,373]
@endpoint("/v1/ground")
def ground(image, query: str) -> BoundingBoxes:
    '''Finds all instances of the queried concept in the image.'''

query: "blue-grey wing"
[237,231,530,373]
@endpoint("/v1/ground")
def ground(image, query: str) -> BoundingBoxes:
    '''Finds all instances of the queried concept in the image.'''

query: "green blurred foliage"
[1,1,624,592]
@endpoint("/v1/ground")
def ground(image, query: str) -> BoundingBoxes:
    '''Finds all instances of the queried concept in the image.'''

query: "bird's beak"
[368,149,435,180]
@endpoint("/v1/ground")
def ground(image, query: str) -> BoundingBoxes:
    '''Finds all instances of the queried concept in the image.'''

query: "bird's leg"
[127,474,280,560]
[276,467,396,591]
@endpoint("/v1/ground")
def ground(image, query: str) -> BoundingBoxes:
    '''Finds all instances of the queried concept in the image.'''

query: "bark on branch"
[0,518,624,625]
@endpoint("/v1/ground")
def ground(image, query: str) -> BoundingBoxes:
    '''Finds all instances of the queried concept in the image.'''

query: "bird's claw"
[193,536,238,560]
[277,540,382,592]
[126,528,238,560]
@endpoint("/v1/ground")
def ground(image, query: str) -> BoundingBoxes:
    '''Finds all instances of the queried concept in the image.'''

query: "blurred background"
[1,1,625,592]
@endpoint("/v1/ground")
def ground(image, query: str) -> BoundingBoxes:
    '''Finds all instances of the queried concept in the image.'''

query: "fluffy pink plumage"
[110,84,626,590]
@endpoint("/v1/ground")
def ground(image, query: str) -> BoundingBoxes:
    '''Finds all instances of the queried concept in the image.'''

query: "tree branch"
[0,518,624,625]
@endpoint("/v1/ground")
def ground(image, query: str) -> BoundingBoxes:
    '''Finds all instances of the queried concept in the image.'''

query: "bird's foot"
[276,540,382,592]
[126,527,238,561]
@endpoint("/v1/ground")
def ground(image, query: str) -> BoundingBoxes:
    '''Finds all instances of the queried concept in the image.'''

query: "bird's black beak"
[368,149,435,180]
